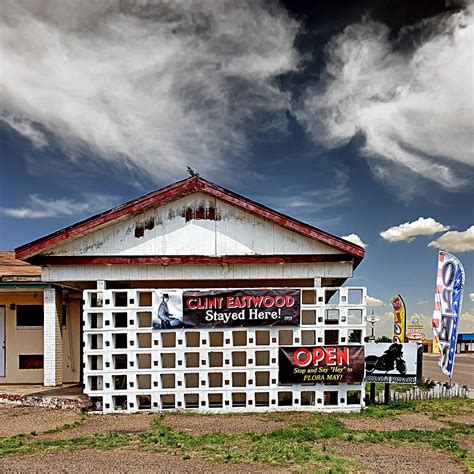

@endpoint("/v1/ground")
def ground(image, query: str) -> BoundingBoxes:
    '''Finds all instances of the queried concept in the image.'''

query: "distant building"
[457,333,474,354]
[422,339,434,353]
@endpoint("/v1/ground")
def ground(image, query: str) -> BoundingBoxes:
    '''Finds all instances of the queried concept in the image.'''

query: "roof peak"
[16,176,364,262]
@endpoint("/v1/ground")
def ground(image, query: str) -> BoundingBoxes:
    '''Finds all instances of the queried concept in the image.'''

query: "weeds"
[0,398,471,472]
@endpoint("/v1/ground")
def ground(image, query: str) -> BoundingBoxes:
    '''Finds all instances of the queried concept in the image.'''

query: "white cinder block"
[83,286,367,413]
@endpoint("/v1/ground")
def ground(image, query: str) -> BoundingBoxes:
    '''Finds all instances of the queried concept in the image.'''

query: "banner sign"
[279,345,365,384]
[365,343,423,384]
[182,289,300,328]
[391,295,406,343]
[432,251,465,377]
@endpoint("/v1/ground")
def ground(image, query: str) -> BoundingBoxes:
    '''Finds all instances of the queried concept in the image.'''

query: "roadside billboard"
[279,345,365,384]
[365,343,423,384]
[406,317,425,342]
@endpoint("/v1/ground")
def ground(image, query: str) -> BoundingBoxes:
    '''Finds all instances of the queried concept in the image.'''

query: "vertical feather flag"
[391,295,406,343]
[432,251,465,378]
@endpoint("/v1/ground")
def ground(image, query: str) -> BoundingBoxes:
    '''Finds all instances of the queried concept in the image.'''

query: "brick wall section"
[43,288,63,386]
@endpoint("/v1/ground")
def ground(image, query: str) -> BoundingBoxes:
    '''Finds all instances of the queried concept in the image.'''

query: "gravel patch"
[161,414,288,435]
[0,405,80,438]
[0,450,282,473]
[36,413,156,441]
[342,413,445,431]
[333,441,463,473]
[441,414,474,425]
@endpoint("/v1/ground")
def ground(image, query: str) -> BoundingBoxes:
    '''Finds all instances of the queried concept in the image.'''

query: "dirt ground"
[0,450,282,473]
[0,405,80,438]
[443,413,474,425]
[0,404,470,473]
[0,406,293,441]
[37,413,156,441]
[341,413,446,432]
[161,413,289,435]
[333,441,463,474]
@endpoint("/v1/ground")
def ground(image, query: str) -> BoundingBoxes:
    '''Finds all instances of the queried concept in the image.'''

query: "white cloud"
[0,193,120,219]
[296,5,474,192]
[380,217,449,242]
[366,295,384,307]
[0,1,299,181]
[428,226,474,253]
[264,168,350,215]
[460,312,474,333]
[341,234,367,249]
[417,300,429,305]
[470,293,474,302]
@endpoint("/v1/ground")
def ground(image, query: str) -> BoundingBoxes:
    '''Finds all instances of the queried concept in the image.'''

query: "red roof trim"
[16,177,364,261]
[29,254,353,266]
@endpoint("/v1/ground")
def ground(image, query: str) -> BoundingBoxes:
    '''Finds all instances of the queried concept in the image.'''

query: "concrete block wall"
[83,287,366,413]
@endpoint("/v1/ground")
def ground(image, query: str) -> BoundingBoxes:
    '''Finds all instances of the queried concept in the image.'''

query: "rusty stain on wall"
[185,207,193,222]
[135,216,155,239]
[184,202,219,222]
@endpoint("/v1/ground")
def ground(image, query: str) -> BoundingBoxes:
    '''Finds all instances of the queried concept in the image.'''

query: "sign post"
[384,383,390,404]
[366,314,379,405]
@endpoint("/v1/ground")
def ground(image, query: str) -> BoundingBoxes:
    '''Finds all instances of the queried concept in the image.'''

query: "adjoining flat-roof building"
[0,251,81,384]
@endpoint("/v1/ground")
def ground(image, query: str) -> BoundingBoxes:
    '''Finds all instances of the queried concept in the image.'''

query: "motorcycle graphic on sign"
[365,343,422,384]
[365,343,407,375]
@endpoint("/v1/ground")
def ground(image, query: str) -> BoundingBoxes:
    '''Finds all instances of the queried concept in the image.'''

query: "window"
[325,309,339,325]
[325,290,339,304]
[19,355,43,369]
[325,329,339,345]
[347,390,361,405]
[348,289,363,304]
[348,329,362,343]
[348,309,363,325]
[324,391,338,406]
[16,305,44,328]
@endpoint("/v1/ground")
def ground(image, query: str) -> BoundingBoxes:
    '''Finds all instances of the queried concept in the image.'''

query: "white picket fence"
[374,382,470,403]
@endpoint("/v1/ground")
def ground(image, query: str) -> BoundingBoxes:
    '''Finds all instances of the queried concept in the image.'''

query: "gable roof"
[16,177,364,264]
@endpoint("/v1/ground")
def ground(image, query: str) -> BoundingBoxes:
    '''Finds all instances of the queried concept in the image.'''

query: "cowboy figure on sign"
[157,293,173,329]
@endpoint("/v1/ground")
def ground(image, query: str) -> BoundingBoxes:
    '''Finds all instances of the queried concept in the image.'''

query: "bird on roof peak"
[187,166,199,177]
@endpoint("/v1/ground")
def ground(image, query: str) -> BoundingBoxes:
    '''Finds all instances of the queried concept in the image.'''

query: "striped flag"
[432,251,465,377]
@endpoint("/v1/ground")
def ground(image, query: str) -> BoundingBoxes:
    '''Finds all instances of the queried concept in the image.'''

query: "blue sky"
[1,0,473,336]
